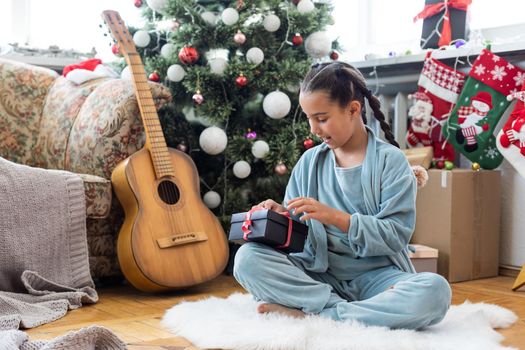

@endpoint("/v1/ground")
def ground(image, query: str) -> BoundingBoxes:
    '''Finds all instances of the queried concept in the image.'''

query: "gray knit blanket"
[0,158,126,348]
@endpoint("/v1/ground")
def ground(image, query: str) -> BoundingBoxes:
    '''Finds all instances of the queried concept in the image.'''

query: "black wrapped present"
[415,0,471,49]
[229,209,308,253]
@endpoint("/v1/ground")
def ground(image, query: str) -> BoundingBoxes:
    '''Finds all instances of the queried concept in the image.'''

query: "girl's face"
[299,91,360,149]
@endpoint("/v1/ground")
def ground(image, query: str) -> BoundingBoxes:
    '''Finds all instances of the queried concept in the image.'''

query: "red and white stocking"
[416,52,466,162]
[497,90,525,178]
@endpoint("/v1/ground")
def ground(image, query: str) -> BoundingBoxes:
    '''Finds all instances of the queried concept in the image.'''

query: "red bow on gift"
[414,0,472,47]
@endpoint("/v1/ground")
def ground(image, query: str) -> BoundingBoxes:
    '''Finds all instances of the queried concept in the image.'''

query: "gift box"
[416,0,471,49]
[229,209,309,253]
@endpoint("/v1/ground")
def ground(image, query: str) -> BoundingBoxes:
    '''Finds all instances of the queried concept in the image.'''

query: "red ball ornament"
[292,0,301,4]
[192,90,204,105]
[275,163,287,176]
[303,138,314,149]
[436,160,445,169]
[235,74,248,88]
[330,51,339,60]
[111,44,120,56]
[292,33,303,46]
[134,0,142,7]
[178,46,199,65]
[148,71,160,82]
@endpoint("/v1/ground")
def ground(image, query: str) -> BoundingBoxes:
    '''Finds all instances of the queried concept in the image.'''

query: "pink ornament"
[176,142,188,152]
[235,74,248,88]
[245,130,257,139]
[111,44,120,56]
[134,0,142,7]
[192,91,204,105]
[275,163,287,175]
[234,30,246,45]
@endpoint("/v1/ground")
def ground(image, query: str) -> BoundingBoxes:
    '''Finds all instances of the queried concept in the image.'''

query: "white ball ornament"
[297,0,315,14]
[167,64,185,82]
[120,66,131,80]
[209,58,228,76]
[161,43,176,59]
[199,126,228,155]
[233,161,251,179]
[251,140,270,159]
[263,14,281,32]
[201,11,218,26]
[304,31,332,58]
[221,8,239,26]
[263,91,291,119]
[246,47,264,65]
[146,0,167,13]
[133,30,151,48]
[203,191,221,209]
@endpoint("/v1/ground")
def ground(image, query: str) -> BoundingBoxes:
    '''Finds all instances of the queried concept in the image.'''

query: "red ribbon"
[414,0,471,47]
[241,208,294,248]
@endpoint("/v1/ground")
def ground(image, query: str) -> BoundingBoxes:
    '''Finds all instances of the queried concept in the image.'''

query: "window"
[0,0,144,61]
[1,0,524,63]
[330,0,525,62]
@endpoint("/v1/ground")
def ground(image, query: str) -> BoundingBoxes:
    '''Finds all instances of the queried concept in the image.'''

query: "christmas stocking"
[406,92,433,148]
[414,53,466,162]
[443,48,525,169]
[496,90,525,178]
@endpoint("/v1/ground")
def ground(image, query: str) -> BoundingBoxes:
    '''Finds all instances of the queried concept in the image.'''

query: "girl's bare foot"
[257,303,306,318]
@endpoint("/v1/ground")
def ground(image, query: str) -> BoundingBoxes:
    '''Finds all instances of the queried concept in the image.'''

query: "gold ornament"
[471,162,481,171]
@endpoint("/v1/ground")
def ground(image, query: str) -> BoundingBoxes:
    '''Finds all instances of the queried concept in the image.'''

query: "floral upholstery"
[0,58,172,280]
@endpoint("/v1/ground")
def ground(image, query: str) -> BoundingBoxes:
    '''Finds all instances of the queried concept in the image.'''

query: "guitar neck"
[126,53,173,178]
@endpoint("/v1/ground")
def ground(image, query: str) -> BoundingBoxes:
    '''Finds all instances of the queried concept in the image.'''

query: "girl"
[233,62,451,330]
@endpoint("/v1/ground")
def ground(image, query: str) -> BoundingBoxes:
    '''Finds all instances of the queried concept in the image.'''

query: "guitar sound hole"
[158,180,180,205]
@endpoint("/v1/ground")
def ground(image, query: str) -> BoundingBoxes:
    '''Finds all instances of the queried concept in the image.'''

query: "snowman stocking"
[496,90,525,178]
[443,48,525,169]
[414,53,466,162]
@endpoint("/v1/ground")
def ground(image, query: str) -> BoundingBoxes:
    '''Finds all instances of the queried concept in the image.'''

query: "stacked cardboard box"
[411,169,501,282]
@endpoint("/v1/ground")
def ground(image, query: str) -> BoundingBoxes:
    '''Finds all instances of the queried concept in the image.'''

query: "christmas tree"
[127,0,338,226]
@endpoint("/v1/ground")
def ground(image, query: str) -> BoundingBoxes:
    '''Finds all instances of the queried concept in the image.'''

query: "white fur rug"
[162,293,518,350]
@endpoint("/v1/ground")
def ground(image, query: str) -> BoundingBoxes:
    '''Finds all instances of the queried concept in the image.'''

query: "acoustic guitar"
[102,10,228,292]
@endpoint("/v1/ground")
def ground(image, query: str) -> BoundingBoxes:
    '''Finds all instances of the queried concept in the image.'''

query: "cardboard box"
[229,209,308,253]
[409,244,438,273]
[420,0,470,49]
[403,146,433,169]
[411,169,501,282]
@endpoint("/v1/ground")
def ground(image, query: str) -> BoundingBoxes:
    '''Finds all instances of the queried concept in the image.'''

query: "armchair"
[0,58,172,280]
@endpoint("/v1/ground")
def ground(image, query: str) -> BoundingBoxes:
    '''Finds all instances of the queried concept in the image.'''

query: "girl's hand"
[252,199,287,214]
[287,197,351,232]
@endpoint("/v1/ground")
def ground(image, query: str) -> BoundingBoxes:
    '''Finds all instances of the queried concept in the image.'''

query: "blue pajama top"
[283,126,417,276]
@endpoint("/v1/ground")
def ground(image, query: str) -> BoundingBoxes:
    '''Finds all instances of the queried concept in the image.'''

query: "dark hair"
[301,62,399,148]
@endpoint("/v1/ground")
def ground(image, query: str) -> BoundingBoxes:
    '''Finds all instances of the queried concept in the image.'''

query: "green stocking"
[443,48,525,169]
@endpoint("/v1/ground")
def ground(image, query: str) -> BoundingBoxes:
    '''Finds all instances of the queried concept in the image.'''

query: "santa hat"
[62,58,118,85]
[471,91,493,109]
[409,91,433,109]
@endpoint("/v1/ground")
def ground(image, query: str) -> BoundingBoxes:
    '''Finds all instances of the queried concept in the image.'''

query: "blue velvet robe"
[283,126,417,274]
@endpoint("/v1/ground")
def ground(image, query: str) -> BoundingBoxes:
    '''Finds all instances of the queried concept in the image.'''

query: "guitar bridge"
[157,231,208,248]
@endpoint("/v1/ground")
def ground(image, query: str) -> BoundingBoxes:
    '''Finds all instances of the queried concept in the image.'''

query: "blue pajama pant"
[233,243,451,330]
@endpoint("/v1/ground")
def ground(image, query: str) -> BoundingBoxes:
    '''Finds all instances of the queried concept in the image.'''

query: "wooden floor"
[26,275,525,349]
